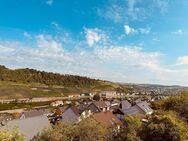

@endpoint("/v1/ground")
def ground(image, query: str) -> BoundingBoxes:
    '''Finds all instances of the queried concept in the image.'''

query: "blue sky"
[0,0,188,86]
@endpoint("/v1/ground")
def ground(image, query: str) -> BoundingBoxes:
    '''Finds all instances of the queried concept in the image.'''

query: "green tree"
[93,94,100,101]
[140,111,188,141]
[0,127,24,141]
[153,92,188,122]
[118,115,142,141]
[31,122,73,141]
[75,118,112,141]
[32,118,112,141]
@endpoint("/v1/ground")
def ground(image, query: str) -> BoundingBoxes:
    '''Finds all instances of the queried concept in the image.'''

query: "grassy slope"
[0,81,122,99]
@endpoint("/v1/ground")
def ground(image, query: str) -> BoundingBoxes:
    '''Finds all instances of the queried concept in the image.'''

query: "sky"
[0,0,188,86]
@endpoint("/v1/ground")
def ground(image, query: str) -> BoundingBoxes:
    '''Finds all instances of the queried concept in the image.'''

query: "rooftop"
[93,111,122,128]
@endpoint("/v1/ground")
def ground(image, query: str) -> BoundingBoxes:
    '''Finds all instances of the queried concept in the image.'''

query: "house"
[61,105,91,123]
[50,100,64,107]
[110,100,120,111]
[135,98,142,103]
[123,101,153,116]
[88,101,109,113]
[80,93,93,97]
[93,111,122,134]
[0,111,51,141]
[111,99,120,107]
[119,100,131,110]
[136,101,153,115]
[20,110,43,119]
[99,91,117,99]
[68,93,80,98]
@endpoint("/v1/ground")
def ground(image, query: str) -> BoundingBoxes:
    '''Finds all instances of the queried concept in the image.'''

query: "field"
[0,101,52,111]
[0,81,122,100]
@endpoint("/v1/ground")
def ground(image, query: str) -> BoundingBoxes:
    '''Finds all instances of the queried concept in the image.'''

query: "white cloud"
[124,25,150,35]
[124,25,136,35]
[139,27,151,34]
[153,0,169,14]
[1,29,188,86]
[97,4,123,23]
[84,28,107,47]
[172,29,184,35]
[177,56,188,65]
[23,32,32,39]
[95,46,161,71]
[152,38,160,42]
[127,0,149,21]
[46,0,53,6]
[51,21,59,28]
[97,0,170,23]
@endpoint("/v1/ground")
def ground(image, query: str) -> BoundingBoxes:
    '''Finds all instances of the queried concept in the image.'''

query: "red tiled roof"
[93,111,122,128]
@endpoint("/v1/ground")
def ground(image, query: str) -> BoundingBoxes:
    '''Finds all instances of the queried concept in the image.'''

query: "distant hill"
[0,65,126,99]
[0,65,100,87]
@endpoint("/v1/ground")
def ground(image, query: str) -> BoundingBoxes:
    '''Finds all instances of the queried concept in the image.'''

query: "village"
[0,90,159,141]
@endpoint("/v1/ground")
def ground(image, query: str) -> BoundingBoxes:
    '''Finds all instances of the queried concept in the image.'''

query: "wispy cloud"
[0,27,188,85]
[153,0,169,14]
[177,56,188,65]
[172,29,184,35]
[124,25,136,35]
[124,24,151,35]
[23,32,32,39]
[84,28,107,47]
[46,0,53,6]
[0,30,163,82]
[97,4,124,23]
[97,0,170,22]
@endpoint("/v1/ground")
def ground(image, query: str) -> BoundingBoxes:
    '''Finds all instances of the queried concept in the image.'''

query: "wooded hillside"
[0,65,100,87]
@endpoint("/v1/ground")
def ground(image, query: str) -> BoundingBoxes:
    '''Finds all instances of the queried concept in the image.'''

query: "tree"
[140,111,188,141]
[93,94,100,101]
[118,115,142,141]
[0,127,24,141]
[31,118,112,141]
[74,118,112,141]
[31,122,74,141]
[153,92,188,122]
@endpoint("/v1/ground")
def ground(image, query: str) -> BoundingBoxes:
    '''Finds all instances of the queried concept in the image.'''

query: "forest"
[0,65,100,88]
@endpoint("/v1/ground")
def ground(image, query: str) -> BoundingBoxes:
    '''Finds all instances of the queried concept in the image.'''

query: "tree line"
[0,65,100,87]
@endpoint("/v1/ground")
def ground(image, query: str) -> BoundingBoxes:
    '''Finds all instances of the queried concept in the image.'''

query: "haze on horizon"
[0,0,188,86]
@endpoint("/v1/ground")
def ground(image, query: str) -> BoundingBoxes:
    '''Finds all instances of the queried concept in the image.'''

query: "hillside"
[0,65,100,87]
[0,65,123,99]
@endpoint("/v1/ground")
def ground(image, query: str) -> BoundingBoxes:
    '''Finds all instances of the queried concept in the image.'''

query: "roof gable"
[21,110,43,119]
[136,101,153,113]
[93,112,122,128]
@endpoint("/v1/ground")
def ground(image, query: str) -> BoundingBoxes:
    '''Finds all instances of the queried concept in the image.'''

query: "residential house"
[68,93,80,98]
[61,105,91,123]
[20,110,44,119]
[51,100,64,107]
[0,111,51,141]
[80,93,93,97]
[109,100,120,112]
[111,99,120,107]
[93,111,122,134]
[119,100,131,110]
[115,101,153,120]
[88,101,109,113]
[123,101,153,116]
[136,101,153,115]
[99,91,117,99]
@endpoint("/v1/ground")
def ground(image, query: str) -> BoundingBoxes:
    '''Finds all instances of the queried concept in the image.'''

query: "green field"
[0,101,52,111]
[0,81,124,100]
